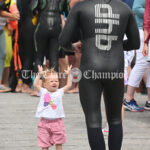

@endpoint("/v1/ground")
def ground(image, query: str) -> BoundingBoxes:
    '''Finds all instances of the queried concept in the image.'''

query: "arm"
[0,0,8,10]
[61,14,66,28]
[33,74,41,93]
[123,12,140,51]
[59,3,80,51]
[142,0,150,56]
[63,66,73,93]
[143,30,149,56]
[143,0,150,44]
[33,65,43,93]
[0,10,19,20]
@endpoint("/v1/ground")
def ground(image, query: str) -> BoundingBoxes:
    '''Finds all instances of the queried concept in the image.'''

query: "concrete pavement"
[0,92,150,150]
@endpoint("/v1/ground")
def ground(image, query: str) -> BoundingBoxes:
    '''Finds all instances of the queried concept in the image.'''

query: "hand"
[64,65,72,75]
[38,65,44,76]
[142,43,148,56]
[10,11,20,20]
[73,41,82,53]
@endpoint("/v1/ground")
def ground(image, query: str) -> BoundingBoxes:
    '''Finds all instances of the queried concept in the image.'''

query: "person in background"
[123,0,150,111]
[0,0,20,92]
[2,23,13,87]
[11,0,35,93]
[142,0,150,110]
[65,0,82,93]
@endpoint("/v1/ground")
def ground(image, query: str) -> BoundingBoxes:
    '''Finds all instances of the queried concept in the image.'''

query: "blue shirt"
[132,0,145,29]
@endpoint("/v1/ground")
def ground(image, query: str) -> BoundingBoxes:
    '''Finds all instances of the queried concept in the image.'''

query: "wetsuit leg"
[79,77,105,150]
[34,26,48,72]
[48,37,59,72]
[103,78,124,150]
[19,21,34,84]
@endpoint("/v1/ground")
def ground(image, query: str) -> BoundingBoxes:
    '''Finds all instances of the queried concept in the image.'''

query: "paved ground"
[0,92,150,150]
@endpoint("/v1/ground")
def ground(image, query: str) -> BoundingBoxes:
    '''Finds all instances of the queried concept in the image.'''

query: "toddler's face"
[43,74,59,92]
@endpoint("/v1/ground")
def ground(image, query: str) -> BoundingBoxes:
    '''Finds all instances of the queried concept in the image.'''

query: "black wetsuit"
[6,0,34,90]
[17,0,35,84]
[59,0,140,150]
[30,0,68,72]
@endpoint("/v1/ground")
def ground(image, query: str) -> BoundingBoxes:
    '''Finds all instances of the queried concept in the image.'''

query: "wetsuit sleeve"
[59,4,79,51]
[143,0,150,43]
[123,12,140,51]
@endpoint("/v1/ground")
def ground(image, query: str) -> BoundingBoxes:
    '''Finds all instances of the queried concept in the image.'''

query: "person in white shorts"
[123,0,150,112]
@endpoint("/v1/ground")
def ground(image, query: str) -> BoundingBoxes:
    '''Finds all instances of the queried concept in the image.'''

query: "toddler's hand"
[64,65,72,75]
[38,65,44,76]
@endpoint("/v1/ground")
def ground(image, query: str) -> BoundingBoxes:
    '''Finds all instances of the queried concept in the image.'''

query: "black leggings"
[79,77,123,150]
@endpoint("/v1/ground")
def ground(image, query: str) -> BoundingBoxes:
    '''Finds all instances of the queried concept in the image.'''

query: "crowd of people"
[0,0,150,150]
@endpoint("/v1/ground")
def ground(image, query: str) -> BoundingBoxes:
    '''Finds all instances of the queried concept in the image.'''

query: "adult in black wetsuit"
[9,0,35,93]
[59,0,140,149]
[30,0,68,72]
[18,0,35,93]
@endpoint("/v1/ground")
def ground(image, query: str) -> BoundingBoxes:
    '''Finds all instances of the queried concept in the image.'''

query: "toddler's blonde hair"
[42,68,58,83]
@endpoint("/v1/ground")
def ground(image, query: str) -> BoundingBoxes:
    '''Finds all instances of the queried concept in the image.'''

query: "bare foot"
[21,83,33,93]
[65,88,79,94]
[30,90,39,96]
[15,79,22,93]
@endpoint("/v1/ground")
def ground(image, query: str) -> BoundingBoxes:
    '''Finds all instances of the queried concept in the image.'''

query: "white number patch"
[95,4,120,51]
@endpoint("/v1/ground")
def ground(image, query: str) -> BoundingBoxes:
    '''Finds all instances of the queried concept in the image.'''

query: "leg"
[38,119,52,149]
[17,21,35,93]
[56,144,62,150]
[15,78,22,92]
[126,29,149,100]
[20,23,34,86]
[79,77,105,150]
[48,38,59,72]
[126,29,148,100]
[126,85,136,100]
[103,79,124,150]
[146,69,150,100]
[34,24,48,73]
[2,27,13,87]
[2,67,10,87]
[0,30,6,84]
[144,68,150,110]
[0,30,11,92]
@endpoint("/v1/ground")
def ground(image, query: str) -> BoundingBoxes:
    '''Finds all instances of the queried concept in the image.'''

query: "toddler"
[34,65,72,150]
